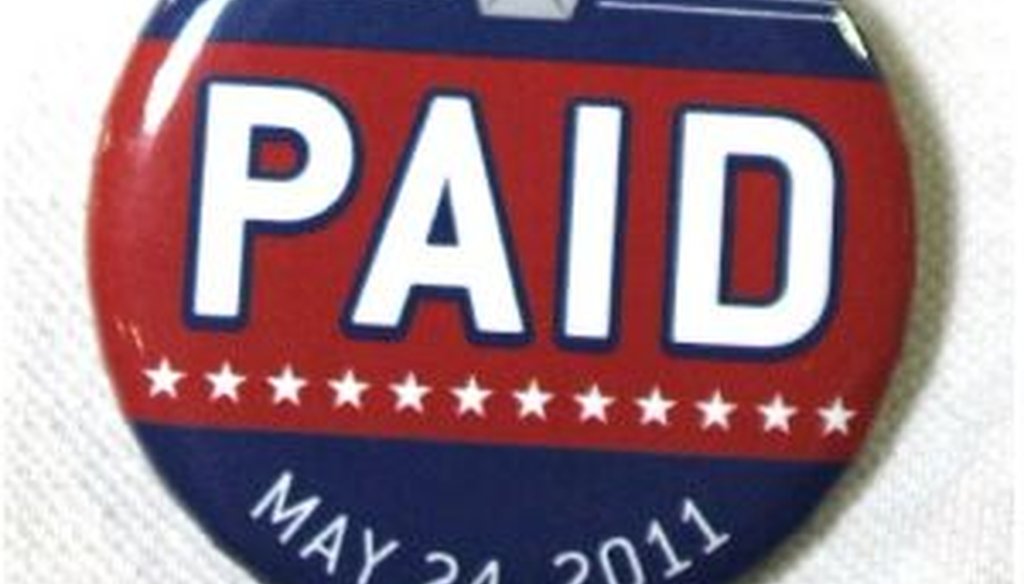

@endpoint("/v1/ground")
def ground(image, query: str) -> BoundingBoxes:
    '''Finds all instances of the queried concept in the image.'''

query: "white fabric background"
[0,1,1014,582]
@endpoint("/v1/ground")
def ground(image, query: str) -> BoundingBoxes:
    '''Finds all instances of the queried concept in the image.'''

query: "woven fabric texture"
[1,1,1013,582]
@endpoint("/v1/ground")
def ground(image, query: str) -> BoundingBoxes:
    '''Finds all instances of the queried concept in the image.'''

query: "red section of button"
[90,41,914,462]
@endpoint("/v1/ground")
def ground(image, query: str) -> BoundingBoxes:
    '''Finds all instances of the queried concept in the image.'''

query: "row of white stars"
[144,357,857,436]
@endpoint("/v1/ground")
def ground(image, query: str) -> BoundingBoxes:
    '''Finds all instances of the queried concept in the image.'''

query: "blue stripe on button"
[135,423,844,584]
[141,0,876,78]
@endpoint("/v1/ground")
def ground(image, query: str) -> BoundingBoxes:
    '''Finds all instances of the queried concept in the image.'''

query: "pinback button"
[90,1,914,582]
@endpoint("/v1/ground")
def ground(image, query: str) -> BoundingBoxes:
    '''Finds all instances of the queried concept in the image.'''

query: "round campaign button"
[90,1,914,582]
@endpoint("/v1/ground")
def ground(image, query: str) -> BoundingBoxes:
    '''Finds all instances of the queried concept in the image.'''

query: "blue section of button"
[141,0,876,79]
[136,423,843,584]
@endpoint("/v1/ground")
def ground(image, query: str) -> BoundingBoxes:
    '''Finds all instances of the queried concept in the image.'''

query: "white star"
[451,376,493,418]
[206,362,245,403]
[391,373,431,413]
[818,398,857,436]
[758,394,799,434]
[514,380,554,420]
[636,387,676,426]
[329,370,370,410]
[575,384,615,424]
[144,357,185,399]
[695,389,738,431]
[267,365,306,406]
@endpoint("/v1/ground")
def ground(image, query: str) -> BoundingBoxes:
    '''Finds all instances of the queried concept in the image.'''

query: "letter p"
[186,80,357,327]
